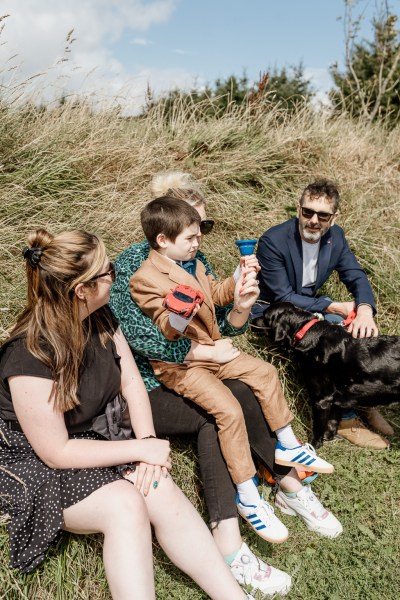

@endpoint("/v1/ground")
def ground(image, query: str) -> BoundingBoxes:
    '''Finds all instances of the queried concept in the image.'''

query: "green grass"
[1,93,399,598]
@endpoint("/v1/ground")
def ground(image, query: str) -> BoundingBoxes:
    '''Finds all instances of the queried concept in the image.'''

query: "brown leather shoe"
[336,418,390,449]
[358,408,395,436]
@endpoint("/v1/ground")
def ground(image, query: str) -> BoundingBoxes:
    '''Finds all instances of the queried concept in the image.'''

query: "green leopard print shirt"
[109,240,248,391]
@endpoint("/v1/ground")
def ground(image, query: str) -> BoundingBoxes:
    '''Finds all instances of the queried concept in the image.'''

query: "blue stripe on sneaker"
[305,457,316,465]
[255,524,266,530]
[296,455,311,464]
[292,451,306,461]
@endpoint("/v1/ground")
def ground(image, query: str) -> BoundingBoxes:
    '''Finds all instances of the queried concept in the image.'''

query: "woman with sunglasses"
[110,172,342,598]
[0,228,257,600]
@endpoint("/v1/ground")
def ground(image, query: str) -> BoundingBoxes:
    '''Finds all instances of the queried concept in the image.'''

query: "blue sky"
[117,1,373,86]
[1,0,399,112]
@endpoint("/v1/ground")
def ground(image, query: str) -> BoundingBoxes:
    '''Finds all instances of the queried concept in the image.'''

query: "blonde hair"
[150,171,205,207]
[11,228,111,412]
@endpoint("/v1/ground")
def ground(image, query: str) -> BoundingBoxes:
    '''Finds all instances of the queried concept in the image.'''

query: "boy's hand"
[184,339,239,363]
[233,254,260,282]
[212,339,241,363]
[235,268,259,310]
[240,254,260,273]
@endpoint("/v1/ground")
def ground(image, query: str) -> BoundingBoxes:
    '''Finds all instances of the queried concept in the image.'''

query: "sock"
[236,478,260,506]
[282,490,298,498]
[275,424,300,449]
[224,547,241,566]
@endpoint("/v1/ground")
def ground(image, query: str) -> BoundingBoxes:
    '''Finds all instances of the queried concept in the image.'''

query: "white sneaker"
[236,495,289,543]
[275,441,334,474]
[231,542,291,596]
[275,485,343,538]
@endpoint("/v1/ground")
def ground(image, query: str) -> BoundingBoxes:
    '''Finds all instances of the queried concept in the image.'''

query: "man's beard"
[300,222,327,242]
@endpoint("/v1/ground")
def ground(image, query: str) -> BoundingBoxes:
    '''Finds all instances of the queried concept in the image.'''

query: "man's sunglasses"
[300,207,334,223]
[200,219,214,235]
[90,263,116,282]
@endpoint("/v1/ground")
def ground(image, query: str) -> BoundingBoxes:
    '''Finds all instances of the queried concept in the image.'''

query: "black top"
[0,309,121,433]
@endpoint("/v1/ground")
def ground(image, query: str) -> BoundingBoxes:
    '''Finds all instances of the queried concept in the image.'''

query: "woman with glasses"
[0,228,256,600]
[110,172,342,598]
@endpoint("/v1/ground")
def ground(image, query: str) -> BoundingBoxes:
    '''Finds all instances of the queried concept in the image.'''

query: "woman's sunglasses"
[90,262,116,282]
[200,220,215,235]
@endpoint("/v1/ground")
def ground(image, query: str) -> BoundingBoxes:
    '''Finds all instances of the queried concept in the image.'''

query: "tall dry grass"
[1,92,399,599]
[1,95,399,335]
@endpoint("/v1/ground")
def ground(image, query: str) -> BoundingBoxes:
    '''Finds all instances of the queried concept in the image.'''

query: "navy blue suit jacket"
[253,218,376,318]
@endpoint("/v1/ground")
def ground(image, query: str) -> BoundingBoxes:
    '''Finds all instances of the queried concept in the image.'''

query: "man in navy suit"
[253,179,393,449]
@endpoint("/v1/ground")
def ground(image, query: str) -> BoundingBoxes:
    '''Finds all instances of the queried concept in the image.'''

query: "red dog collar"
[342,309,357,328]
[293,318,320,345]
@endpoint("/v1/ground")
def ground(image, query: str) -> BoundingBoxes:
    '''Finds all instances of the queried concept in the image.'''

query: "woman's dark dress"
[0,317,123,573]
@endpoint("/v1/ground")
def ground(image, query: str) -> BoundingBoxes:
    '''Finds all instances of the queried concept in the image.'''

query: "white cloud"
[0,0,196,113]
[131,38,153,46]
[305,67,334,105]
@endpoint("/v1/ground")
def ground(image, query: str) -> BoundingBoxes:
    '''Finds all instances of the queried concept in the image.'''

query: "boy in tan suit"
[131,196,334,542]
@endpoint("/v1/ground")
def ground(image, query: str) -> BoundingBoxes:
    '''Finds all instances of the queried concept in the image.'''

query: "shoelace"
[238,552,271,584]
[300,485,326,517]
[302,442,317,456]
[259,498,276,521]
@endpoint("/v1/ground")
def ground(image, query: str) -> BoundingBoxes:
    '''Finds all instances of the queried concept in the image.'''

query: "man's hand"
[348,305,378,338]
[325,301,355,318]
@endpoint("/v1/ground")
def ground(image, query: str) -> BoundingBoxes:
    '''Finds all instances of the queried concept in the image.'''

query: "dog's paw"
[311,437,324,449]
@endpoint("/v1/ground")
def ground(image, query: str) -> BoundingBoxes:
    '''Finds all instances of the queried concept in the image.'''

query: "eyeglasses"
[300,207,334,223]
[200,219,214,235]
[90,263,115,282]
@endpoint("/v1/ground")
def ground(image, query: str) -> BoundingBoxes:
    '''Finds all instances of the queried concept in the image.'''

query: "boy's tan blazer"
[130,249,235,345]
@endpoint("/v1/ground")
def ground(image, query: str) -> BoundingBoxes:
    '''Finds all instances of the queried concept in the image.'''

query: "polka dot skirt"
[0,419,121,573]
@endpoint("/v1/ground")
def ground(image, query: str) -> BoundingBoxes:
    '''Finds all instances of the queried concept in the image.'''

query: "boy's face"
[159,222,200,261]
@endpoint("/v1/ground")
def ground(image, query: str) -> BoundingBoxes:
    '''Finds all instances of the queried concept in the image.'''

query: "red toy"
[163,285,204,318]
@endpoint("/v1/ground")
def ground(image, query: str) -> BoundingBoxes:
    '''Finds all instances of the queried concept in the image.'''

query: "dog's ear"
[263,308,291,344]
[250,316,267,335]
[272,319,291,344]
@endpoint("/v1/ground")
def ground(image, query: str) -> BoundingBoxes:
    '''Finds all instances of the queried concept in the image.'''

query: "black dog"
[260,302,399,448]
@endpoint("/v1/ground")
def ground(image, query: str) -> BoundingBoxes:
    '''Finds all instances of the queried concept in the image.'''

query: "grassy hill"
[1,96,399,599]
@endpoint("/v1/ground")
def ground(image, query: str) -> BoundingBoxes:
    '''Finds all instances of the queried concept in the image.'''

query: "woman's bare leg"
[140,474,246,600]
[63,480,155,600]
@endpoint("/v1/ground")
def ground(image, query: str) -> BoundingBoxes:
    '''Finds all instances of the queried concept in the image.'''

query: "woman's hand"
[137,437,172,469]
[124,462,169,496]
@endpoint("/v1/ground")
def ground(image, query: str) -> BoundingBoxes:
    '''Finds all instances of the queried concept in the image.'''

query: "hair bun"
[22,246,45,268]
[150,171,200,198]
